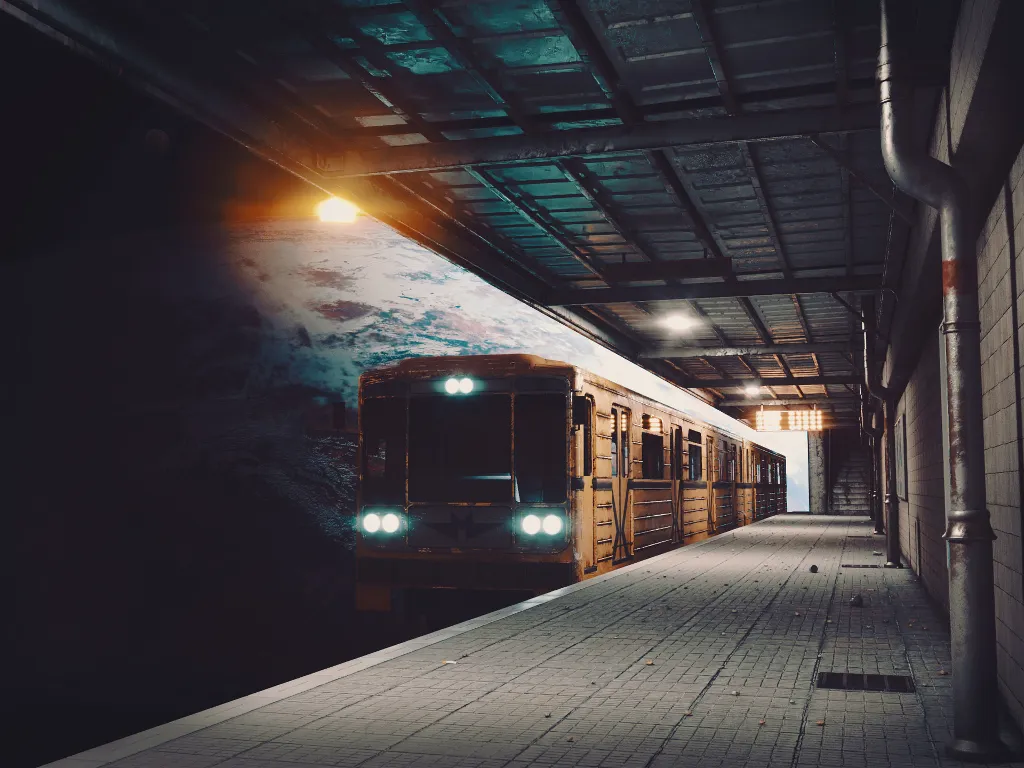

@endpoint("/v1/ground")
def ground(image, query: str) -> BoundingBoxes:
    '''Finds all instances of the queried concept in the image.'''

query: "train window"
[611,407,630,477]
[611,408,619,477]
[688,443,702,481]
[515,393,568,503]
[729,444,736,482]
[408,394,512,503]
[361,397,407,504]
[688,429,702,444]
[716,444,726,482]
[641,432,664,479]
[673,427,681,478]
[572,396,593,477]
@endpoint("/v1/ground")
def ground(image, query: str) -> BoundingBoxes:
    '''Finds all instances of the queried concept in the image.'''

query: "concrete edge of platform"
[39,515,801,767]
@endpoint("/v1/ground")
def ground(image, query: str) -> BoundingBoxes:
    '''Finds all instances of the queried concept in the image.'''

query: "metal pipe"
[862,295,901,565]
[861,386,886,535]
[882,397,900,564]
[878,1,1003,759]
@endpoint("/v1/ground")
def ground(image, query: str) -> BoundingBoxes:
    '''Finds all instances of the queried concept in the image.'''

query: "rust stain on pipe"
[942,260,976,293]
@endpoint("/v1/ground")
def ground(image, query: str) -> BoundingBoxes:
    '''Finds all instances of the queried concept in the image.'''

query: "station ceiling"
[5,0,961,428]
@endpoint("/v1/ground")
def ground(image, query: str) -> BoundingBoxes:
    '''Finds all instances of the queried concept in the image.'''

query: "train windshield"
[404,391,568,504]
[409,395,513,502]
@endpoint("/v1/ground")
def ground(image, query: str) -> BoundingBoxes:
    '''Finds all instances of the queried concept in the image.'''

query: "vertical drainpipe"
[878,1,1004,759]
[862,295,901,565]
[862,387,885,535]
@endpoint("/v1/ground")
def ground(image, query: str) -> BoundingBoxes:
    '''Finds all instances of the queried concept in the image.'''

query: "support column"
[872,436,885,535]
[883,399,901,567]
[808,430,828,514]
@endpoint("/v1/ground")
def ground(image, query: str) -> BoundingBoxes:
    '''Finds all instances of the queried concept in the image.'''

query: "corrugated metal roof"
[15,0,960,428]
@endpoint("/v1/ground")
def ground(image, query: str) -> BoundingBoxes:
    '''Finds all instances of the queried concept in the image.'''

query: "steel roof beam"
[319,104,880,177]
[686,374,860,388]
[721,395,858,407]
[548,276,881,305]
[642,342,849,359]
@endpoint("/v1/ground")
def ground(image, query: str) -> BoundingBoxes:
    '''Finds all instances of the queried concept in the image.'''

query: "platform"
[46,516,1012,768]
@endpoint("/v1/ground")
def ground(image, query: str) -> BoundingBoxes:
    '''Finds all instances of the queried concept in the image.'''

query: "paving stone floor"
[46,516,1022,768]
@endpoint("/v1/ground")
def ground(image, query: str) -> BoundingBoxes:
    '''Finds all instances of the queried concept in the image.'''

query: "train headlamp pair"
[361,509,403,534]
[520,513,563,537]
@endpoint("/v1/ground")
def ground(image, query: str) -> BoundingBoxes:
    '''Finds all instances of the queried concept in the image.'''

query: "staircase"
[830,441,872,516]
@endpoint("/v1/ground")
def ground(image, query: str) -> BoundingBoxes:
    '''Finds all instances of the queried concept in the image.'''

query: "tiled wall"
[896,335,948,608]
[898,142,1024,724]
[977,146,1024,720]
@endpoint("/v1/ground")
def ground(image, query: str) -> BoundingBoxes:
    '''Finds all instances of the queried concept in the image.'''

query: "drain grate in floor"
[841,564,883,568]
[817,672,916,693]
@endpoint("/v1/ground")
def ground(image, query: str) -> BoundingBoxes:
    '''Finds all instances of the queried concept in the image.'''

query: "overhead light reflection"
[659,314,700,333]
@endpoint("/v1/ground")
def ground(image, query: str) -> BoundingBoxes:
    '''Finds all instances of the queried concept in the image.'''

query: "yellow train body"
[355,355,785,611]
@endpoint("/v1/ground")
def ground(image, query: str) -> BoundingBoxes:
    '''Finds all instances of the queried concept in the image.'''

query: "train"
[355,354,786,614]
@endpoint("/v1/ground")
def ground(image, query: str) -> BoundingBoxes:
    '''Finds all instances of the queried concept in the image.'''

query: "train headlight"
[444,377,475,394]
[521,514,542,535]
[542,514,563,535]
[361,508,403,535]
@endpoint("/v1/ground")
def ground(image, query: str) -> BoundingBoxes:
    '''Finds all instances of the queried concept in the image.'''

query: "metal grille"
[817,672,916,693]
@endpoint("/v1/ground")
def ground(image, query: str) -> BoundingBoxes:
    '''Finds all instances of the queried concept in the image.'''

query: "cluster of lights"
[754,410,824,432]
[521,513,564,537]
[444,377,475,395]
[361,509,403,534]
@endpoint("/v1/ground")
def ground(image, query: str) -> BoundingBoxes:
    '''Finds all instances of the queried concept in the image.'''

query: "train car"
[355,354,786,614]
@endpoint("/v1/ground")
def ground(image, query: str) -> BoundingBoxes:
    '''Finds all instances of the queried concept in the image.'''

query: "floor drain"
[841,564,883,568]
[817,672,916,693]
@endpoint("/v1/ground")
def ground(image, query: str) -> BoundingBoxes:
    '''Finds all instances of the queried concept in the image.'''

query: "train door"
[573,395,596,576]
[672,426,683,542]
[706,433,716,532]
[610,405,632,563]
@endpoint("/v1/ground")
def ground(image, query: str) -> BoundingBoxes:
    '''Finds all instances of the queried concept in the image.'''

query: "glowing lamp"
[317,197,360,223]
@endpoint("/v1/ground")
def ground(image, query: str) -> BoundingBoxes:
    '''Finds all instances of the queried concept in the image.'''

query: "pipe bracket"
[943,513,997,542]
[940,320,982,334]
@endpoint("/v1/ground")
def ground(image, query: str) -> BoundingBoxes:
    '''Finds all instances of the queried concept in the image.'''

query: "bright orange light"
[316,197,360,223]
[755,410,824,432]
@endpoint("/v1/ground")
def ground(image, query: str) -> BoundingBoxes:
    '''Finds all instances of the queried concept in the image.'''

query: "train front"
[355,356,577,618]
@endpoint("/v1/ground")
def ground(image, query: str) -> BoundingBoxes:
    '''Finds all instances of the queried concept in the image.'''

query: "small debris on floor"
[759,720,766,726]
[645,660,654,666]
[872,551,882,556]
[684,711,693,717]
[789,699,796,704]
[938,670,948,676]
[441,660,457,665]
[816,720,825,726]
[809,565,818,573]
[850,594,863,607]
[545,713,552,718]
[732,690,740,696]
